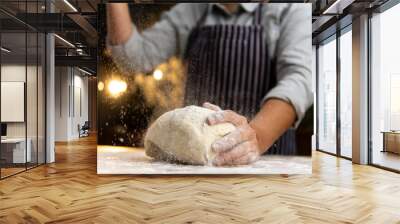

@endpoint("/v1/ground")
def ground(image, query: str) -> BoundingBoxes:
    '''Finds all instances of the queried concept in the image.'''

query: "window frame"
[315,23,353,161]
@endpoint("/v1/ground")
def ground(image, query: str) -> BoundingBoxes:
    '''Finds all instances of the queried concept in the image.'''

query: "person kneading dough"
[107,3,313,166]
[145,105,238,165]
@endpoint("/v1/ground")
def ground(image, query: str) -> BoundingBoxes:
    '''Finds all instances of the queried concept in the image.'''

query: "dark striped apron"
[184,5,297,155]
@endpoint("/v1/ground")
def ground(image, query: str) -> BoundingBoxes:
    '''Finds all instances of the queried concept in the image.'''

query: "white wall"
[55,67,89,141]
[70,73,89,138]
[1,65,26,139]
[1,65,39,138]
[55,66,69,141]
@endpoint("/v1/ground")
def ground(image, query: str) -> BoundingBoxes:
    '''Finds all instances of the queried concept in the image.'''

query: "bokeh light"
[108,79,127,97]
[153,69,163,80]
[98,81,105,91]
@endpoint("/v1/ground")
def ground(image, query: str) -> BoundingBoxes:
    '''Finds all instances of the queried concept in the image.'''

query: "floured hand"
[203,102,260,166]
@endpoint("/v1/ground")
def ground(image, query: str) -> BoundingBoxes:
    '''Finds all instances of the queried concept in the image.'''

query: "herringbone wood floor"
[1,135,400,224]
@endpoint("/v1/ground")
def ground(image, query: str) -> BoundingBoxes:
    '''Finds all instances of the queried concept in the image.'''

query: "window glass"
[0,5,28,178]
[318,37,337,154]
[0,0,46,179]
[340,29,352,158]
[371,3,400,171]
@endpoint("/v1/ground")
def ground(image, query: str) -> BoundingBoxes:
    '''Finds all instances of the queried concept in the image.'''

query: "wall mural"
[97,3,313,175]
[97,4,313,155]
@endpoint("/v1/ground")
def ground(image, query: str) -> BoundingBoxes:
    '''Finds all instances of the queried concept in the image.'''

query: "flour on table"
[144,105,235,165]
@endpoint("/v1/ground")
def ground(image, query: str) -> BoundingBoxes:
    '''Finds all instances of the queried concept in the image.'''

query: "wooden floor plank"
[0,135,399,224]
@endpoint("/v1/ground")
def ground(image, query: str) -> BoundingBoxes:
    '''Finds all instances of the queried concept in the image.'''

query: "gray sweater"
[108,3,313,127]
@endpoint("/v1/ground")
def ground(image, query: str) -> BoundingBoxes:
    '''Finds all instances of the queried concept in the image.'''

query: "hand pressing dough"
[144,105,235,165]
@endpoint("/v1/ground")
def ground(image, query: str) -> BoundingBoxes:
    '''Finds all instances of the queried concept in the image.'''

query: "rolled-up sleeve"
[262,4,313,128]
[107,4,196,73]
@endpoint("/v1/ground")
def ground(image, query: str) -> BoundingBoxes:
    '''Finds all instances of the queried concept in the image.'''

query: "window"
[0,1,47,179]
[339,28,352,158]
[370,3,400,171]
[317,36,337,154]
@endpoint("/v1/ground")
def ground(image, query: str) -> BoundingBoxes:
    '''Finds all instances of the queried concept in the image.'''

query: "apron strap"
[195,6,209,28]
[253,4,263,25]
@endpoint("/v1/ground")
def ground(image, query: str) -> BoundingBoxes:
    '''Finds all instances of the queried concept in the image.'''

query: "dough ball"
[144,105,235,165]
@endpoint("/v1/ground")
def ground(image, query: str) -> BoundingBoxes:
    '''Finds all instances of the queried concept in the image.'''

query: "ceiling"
[1,0,101,73]
[311,0,392,43]
[0,0,395,73]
